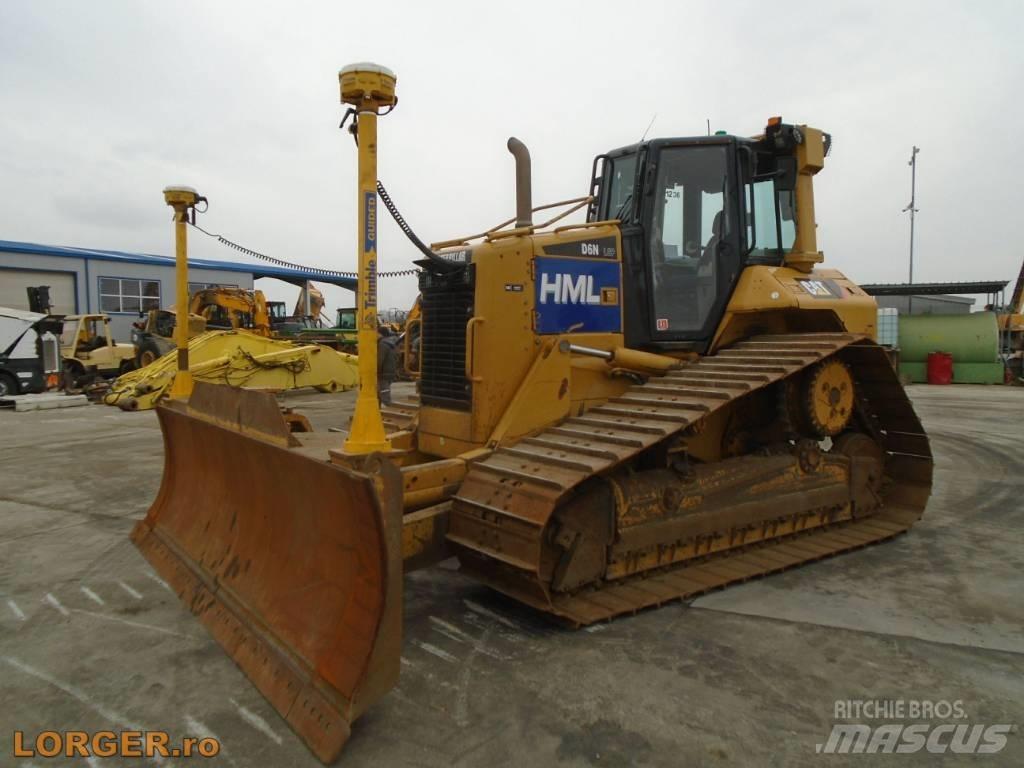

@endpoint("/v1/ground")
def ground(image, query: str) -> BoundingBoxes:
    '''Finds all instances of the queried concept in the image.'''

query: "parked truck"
[0,307,62,396]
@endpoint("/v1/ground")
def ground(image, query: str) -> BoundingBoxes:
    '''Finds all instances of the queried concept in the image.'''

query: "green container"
[898,312,1003,384]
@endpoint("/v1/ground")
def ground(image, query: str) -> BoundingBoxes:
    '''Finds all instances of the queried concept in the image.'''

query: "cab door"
[641,141,744,349]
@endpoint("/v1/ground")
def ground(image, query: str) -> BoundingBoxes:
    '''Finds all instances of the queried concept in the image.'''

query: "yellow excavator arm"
[1000,257,1024,332]
[293,281,327,322]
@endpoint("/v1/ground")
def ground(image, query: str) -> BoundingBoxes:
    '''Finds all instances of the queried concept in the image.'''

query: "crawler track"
[447,333,933,625]
[380,395,419,432]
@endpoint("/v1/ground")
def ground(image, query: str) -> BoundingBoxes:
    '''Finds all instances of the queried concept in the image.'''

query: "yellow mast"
[339,63,397,453]
[162,186,203,399]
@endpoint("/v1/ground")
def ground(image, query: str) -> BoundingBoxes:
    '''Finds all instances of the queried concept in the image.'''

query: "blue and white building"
[0,240,356,340]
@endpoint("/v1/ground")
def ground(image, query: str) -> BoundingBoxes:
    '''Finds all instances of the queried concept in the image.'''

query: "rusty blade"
[132,383,402,763]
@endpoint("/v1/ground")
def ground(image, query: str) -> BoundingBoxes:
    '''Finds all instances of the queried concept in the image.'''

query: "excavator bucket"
[131,383,402,763]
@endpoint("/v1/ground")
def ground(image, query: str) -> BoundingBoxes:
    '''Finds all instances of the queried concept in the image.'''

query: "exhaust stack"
[507,137,532,228]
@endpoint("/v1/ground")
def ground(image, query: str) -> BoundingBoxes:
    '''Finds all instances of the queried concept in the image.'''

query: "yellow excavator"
[189,287,275,335]
[193,283,327,334]
[133,65,932,763]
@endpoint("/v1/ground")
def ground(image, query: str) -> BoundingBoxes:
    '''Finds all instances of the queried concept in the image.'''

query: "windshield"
[60,323,78,347]
[649,145,729,334]
[60,318,102,348]
[337,310,356,330]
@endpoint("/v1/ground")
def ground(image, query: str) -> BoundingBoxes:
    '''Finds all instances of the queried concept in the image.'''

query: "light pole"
[903,146,920,313]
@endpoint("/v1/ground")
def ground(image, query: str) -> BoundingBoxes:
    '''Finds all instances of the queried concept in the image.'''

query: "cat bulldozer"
[133,65,932,763]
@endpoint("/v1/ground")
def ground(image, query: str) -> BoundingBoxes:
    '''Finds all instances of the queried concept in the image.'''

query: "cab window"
[746,179,795,258]
[603,153,638,221]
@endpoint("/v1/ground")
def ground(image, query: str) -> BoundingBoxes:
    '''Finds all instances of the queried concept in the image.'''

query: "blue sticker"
[534,257,621,334]
[363,191,377,252]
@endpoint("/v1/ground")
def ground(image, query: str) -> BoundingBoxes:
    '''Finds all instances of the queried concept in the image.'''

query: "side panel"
[533,256,622,334]
[418,226,627,453]
[713,265,878,350]
[0,356,45,393]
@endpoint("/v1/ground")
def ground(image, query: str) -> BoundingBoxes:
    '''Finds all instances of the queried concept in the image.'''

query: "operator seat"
[701,211,723,267]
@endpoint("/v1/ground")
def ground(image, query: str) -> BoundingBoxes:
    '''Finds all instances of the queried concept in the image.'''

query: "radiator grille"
[419,266,475,410]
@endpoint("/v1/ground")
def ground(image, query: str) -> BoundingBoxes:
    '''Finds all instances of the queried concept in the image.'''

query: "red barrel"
[926,351,954,385]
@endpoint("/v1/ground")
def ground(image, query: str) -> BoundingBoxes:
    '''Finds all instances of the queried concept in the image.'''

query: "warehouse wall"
[0,250,86,313]
[0,248,254,339]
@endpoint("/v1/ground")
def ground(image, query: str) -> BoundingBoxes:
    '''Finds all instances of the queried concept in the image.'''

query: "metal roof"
[0,239,357,291]
[860,280,1009,297]
[0,306,46,322]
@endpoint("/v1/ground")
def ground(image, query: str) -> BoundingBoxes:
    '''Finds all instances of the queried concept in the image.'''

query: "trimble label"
[363,191,377,253]
[364,256,377,309]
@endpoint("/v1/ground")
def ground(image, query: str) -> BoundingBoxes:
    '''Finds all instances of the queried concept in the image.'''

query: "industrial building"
[861,280,1009,315]
[873,294,974,314]
[0,239,356,339]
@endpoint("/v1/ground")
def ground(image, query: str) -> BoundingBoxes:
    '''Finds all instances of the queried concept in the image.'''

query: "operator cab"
[590,119,825,352]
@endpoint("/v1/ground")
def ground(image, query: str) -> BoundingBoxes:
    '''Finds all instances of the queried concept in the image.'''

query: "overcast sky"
[1,0,1021,315]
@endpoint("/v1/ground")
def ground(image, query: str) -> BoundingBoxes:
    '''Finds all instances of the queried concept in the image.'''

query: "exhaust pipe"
[507,137,532,228]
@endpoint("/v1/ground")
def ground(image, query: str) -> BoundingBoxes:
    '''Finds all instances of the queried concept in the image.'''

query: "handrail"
[464,316,485,382]
[430,196,593,249]
[403,317,422,378]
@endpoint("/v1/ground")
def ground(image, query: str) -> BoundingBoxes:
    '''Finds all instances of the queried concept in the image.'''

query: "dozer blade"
[132,382,402,763]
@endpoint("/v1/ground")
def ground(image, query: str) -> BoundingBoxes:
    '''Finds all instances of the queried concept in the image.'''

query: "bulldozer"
[132,65,932,763]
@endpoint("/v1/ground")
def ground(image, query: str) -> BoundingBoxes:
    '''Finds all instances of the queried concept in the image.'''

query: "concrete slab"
[0,392,89,411]
[1,383,1022,766]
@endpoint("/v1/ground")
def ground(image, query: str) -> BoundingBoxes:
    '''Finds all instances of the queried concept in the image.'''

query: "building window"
[99,277,161,313]
[188,282,238,296]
